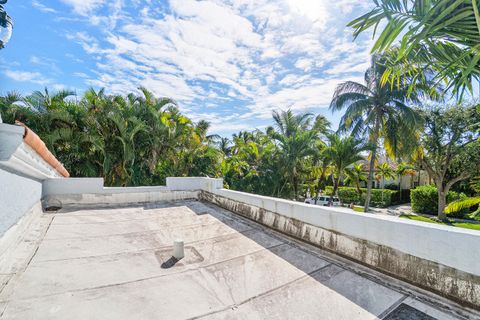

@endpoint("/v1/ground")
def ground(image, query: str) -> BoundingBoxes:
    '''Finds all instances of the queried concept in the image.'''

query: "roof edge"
[14,122,70,178]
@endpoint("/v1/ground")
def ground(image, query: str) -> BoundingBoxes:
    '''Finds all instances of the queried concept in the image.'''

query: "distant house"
[355,159,430,190]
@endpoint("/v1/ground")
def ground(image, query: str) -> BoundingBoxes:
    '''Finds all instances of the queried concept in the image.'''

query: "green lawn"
[400,214,480,231]
[352,206,365,212]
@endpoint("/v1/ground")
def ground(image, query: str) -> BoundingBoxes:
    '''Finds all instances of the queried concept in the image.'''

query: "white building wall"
[0,168,42,236]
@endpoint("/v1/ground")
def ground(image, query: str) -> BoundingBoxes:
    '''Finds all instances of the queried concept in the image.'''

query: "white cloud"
[32,1,57,13]
[4,70,51,85]
[62,0,373,134]
[295,58,313,71]
[60,0,106,15]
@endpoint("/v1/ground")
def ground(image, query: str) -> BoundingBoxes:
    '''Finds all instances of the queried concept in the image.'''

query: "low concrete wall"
[42,177,197,206]
[196,184,480,309]
[44,190,198,206]
[42,177,223,206]
[166,177,223,192]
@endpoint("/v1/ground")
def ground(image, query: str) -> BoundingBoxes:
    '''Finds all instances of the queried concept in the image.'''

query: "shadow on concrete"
[178,200,420,320]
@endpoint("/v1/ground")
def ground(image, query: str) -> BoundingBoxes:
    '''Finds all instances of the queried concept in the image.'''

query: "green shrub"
[324,186,396,207]
[411,185,467,215]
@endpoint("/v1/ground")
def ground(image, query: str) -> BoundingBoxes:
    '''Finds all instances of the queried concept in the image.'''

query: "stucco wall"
[42,177,197,206]
[0,168,42,237]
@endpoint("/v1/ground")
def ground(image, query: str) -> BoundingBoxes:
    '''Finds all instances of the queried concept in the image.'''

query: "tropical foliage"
[344,163,368,198]
[446,177,480,217]
[411,185,467,215]
[322,134,370,203]
[330,54,423,212]
[349,0,480,96]
[414,104,480,219]
[1,88,221,186]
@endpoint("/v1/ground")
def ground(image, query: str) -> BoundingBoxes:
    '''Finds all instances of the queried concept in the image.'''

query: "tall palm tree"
[330,54,423,212]
[344,162,367,199]
[268,109,318,200]
[323,134,370,204]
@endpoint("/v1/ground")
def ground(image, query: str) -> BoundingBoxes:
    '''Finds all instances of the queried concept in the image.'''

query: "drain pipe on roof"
[173,240,184,260]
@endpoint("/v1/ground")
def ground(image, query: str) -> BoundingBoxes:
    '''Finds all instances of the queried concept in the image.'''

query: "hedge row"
[410,185,466,215]
[324,186,397,208]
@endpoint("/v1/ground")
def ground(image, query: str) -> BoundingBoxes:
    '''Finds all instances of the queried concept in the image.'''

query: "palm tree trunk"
[364,152,377,211]
[364,119,380,212]
[381,176,385,204]
[293,175,298,201]
[398,175,402,202]
[315,164,328,204]
[355,180,362,198]
[331,176,340,205]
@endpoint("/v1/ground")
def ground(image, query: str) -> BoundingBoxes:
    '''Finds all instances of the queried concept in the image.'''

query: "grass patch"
[400,214,480,231]
[352,206,365,212]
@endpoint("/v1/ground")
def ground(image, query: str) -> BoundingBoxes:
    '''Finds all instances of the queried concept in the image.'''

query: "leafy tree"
[344,162,368,199]
[216,137,232,157]
[349,0,480,96]
[25,88,76,112]
[376,162,395,204]
[330,54,423,212]
[322,134,370,204]
[416,104,480,219]
[0,88,223,186]
[268,109,319,200]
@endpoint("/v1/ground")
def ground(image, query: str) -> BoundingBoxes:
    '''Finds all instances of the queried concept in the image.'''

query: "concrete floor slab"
[8,230,283,300]
[204,265,400,320]
[0,200,475,320]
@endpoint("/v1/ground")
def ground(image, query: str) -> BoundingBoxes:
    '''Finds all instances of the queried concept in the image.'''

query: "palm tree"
[25,88,76,112]
[216,137,232,157]
[344,163,367,200]
[349,0,480,97]
[330,54,423,212]
[323,134,370,204]
[268,109,318,200]
[376,162,395,205]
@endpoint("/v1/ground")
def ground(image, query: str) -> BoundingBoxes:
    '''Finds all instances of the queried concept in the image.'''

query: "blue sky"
[0,0,375,135]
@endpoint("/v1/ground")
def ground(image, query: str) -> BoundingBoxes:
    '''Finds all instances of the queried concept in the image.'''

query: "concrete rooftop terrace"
[0,200,476,320]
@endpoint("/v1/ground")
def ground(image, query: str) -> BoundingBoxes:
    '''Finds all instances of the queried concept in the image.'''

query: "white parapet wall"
[166,177,223,192]
[0,168,42,237]
[209,187,480,276]
[0,123,61,237]
[42,177,199,206]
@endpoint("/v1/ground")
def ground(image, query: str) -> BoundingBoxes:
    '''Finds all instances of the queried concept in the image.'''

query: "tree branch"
[445,172,471,192]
